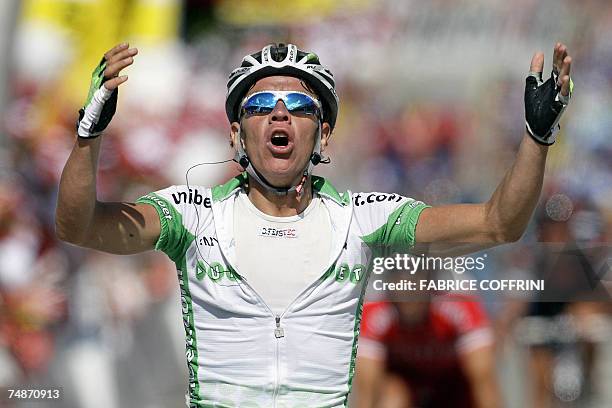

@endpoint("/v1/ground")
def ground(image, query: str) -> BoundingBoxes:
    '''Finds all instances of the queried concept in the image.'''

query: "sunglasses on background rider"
[240,91,323,118]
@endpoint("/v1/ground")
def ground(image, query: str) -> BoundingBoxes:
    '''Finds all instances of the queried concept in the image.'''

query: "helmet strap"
[233,121,326,197]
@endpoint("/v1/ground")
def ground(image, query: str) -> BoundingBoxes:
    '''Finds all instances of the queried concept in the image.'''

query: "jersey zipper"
[228,203,351,406]
[211,190,354,404]
[272,314,284,406]
[274,315,285,338]
[273,199,354,322]
[233,259,346,407]
[232,275,285,406]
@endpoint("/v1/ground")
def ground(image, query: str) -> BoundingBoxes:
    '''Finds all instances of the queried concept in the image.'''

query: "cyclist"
[56,42,573,406]
[355,270,500,408]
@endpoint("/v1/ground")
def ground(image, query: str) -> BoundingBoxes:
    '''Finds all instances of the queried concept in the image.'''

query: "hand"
[76,43,138,138]
[102,42,138,90]
[524,42,573,145]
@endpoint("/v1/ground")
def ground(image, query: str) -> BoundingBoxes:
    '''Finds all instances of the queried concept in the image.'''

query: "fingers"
[559,56,572,96]
[559,55,572,78]
[104,42,129,61]
[530,43,573,97]
[553,43,568,75]
[105,55,136,78]
[530,52,545,74]
[101,42,138,90]
[559,75,571,97]
[554,42,572,96]
[107,47,138,65]
[103,75,128,91]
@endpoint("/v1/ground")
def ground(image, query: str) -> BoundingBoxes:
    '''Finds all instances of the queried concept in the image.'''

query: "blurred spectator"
[355,279,500,408]
[495,194,610,407]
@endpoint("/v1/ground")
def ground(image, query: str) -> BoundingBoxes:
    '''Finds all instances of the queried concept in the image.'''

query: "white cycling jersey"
[137,173,429,408]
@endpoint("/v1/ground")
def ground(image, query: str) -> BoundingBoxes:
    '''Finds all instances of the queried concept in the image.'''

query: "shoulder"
[136,185,216,262]
[359,301,396,360]
[138,185,213,211]
[432,294,489,334]
[144,173,248,208]
[352,192,412,208]
[352,192,425,219]
[352,191,429,246]
[361,301,396,339]
[164,185,213,208]
[136,185,215,239]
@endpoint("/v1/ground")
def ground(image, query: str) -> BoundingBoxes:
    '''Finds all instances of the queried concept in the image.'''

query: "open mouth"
[271,133,289,147]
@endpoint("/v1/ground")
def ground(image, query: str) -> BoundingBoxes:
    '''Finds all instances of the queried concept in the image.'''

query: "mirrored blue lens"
[242,92,319,116]
[242,93,277,114]
[284,93,319,115]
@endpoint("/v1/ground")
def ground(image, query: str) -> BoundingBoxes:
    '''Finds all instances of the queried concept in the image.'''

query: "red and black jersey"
[359,295,493,408]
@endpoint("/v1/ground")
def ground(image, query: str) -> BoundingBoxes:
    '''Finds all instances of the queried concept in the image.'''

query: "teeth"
[271,132,289,147]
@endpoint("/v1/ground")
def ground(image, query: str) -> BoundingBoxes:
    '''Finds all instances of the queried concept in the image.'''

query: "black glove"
[524,70,572,145]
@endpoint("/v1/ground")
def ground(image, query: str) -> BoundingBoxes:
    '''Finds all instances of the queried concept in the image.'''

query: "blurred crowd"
[0,0,610,407]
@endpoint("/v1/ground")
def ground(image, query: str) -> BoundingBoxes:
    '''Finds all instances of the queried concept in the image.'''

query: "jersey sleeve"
[354,192,429,248]
[435,295,494,354]
[358,302,393,361]
[136,185,208,264]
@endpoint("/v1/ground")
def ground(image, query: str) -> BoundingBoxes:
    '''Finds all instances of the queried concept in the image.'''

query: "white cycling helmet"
[226,43,339,129]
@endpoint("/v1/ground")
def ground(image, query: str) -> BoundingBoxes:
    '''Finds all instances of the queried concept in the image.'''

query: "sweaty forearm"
[485,132,547,242]
[56,138,102,243]
[484,44,573,242]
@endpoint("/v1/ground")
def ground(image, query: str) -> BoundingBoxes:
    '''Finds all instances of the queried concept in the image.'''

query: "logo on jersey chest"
[353,193,404,207]
[322,262,366,284]
[259,227,298,238]
[171,189,211,208]
[198,235,218,247]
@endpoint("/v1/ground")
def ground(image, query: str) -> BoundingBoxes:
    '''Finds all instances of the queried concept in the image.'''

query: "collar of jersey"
[211,172,350,206]
[236,190,321,222]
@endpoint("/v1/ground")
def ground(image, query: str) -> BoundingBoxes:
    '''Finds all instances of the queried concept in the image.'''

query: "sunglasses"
[240,91,322,117]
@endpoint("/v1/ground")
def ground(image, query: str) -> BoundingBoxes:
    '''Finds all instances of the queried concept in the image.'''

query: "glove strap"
[77,85,114,138]
[76,57,118,139]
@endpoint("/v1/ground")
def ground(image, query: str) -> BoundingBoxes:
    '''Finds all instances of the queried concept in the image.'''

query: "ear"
[320,122,332,152]
[230,122,240,149]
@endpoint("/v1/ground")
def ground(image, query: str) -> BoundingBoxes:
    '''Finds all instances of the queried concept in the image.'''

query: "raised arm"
[56,43,161,254]
[415,43,573,249]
